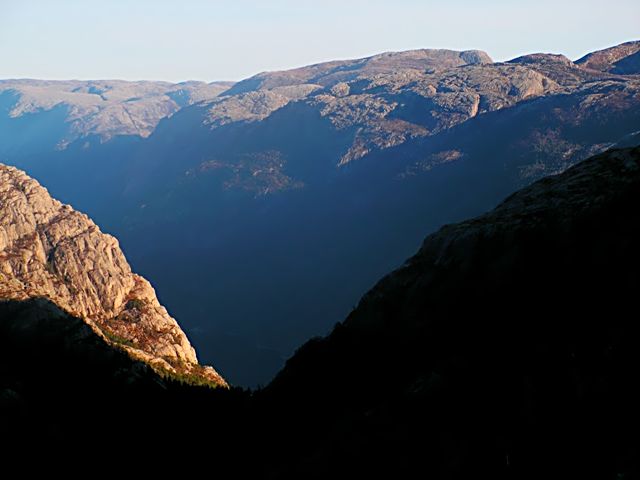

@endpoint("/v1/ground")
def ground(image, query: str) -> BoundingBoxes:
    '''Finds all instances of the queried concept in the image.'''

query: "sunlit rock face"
[0,163,226,387]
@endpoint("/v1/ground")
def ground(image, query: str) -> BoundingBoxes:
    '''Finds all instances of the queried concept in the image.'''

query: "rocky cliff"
[0,163,226,386]
[264,146,640,477]
[0,79,232,147]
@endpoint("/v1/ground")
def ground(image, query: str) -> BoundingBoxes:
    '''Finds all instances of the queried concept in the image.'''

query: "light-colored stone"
[0,164,227,387]
[0,79,233,144]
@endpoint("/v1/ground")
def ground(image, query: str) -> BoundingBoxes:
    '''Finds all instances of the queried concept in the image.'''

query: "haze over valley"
[3,40,639,385]
[1,1,640,475]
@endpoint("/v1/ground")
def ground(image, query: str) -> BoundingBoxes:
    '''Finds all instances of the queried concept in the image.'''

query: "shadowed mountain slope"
[0,79,231,151]
[262,147,640,478]
[0,163,225,386]
[3,147,638,478]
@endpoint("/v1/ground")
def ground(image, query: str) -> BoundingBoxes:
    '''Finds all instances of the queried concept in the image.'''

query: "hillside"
[0,163,226,386]
[3,147,639,478]
[0,79,231,152]
[576,40,640,74]
[263,146,640,477]
[2,41,639,385]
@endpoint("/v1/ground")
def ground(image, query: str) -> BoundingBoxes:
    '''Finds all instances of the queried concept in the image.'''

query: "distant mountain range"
[0,79,231,147]
[1,40,639,385]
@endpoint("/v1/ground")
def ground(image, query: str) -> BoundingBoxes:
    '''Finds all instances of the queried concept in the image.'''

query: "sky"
[0,0,638,82]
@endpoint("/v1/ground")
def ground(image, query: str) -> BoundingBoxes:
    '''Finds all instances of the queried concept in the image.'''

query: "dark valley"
[2,7,640,472]
[2,146,639,478]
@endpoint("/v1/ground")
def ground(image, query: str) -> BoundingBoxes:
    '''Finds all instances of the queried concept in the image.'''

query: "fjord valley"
[1,0,640,470]
[3,146,639,478]
[2,40,639,386]
[0,163,226,386]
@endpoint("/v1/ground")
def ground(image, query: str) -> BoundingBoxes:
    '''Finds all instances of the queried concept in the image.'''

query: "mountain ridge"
[223,48,494,96]
[4,146,638,476]
[0,79,233,146]
[576,40,640,74]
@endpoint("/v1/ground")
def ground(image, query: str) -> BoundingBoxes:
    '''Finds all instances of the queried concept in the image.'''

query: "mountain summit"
[576,40,640,74]
[0,79,232,148]
[0,163,226,386]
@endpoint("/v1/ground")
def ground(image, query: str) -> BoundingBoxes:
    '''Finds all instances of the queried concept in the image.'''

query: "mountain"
[576,40,640,74]
[0,297,193,444]
[0,79,232,154]
[224,48,493,95]
[0,297,249,460]
[0,163,226,386]
[150,43,633,171]
[2,41,639,386]
[260,146,640,477]
[3,147,639,477]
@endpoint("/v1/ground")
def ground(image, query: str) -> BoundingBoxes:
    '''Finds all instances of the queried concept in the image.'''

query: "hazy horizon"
[1,0,638,83]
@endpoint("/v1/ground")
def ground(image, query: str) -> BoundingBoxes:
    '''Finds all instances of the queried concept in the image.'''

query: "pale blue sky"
[0,0,638,82]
